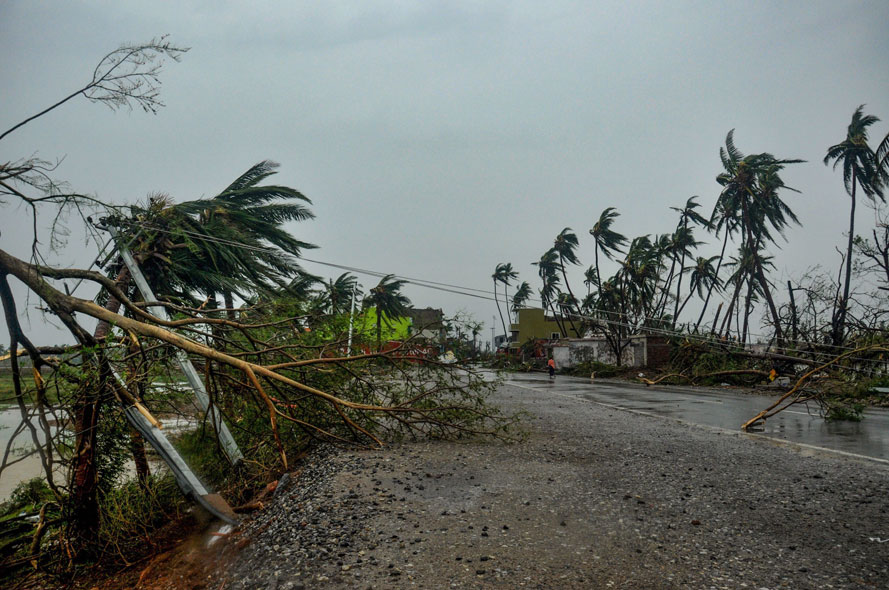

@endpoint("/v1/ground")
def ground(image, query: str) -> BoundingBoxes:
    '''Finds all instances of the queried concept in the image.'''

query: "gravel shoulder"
[206,382,889,589]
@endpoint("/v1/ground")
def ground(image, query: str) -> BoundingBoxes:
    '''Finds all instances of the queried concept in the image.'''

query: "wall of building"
[552,336,648,368]
[510,308,564,346]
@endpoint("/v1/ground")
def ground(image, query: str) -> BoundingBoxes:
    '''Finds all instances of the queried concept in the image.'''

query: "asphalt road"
[504,373,889,464]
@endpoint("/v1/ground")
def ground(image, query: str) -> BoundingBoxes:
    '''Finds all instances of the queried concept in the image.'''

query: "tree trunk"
[558,258,583,337]
[223,290,236,321]
[129,430,151,489]
[71,264,131,545]
[740,199,783,347]
[834,174,857,345]
[377,310,382,351]
[787,280,799,344]
[741,275,754,345]
[672,249,688,329]
[695,229,730,332]
[493,281,507,345]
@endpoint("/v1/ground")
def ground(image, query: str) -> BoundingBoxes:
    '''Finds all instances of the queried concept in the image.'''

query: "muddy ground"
[132,381,887,589]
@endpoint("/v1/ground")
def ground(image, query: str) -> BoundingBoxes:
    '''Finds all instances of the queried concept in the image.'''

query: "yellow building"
[508,308,565,348]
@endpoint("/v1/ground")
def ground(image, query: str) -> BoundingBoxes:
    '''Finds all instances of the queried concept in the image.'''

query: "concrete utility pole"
[347,284,357,356]
[107,226,244,466]
[113,366,237,524]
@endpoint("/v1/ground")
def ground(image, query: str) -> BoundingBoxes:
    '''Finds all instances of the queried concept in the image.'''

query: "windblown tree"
[511,281,532,316]
[116,159,316,309]
[665,197,709,328]
[533,249,567,337]
[824,106,885,345]
[675,255,722,322]
[711,130,803,346]
[588,207,628,323]
[552,228,584,336]
[0,38,191,549]
[364,274,411,350]
[498,263,519,334]
[319,273,359,315]
[491,263,512,344]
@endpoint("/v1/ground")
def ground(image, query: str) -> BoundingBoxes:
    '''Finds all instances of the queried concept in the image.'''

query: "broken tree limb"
[741,344,889,430]
[639,369,772,387]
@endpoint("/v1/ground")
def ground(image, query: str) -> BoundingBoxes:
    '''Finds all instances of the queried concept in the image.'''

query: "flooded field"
[0,406,197,501]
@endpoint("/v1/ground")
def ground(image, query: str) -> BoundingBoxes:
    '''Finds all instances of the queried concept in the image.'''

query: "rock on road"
[208,381,888,589]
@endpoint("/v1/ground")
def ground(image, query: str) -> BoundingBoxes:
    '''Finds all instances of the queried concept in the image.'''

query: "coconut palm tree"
[675,255,722,321]
[491,263,512,344]
[533,250,567,337]
[589,208,627,320]
[552,228,583,335]
[824,106,884,345]
[498,262,519,328]
[319,273,358,315]
[876,130,889,188]
[667,197,708,327]
[73,161,316,544]
[151,161,316,306]
[364,274,411,350]
[711,131,803,346]
[511,281,532,316]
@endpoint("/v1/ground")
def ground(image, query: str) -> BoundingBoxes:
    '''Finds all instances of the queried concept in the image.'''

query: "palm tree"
[589,208,627,321]
[73,161,315,543]
[286,270,322,300]
[552,228,583,336]
[712,130,803,346]
[155,161,315,306]
[824,106,884,345]
[364,274,412,350]
[533,250,567,337]
[675,255,722,321]
[320,273,358,315]
[498,262,519,329]
[667,197,708,327]
[875,130,889,188]
[511,281,532,316]
[491,264,511,344]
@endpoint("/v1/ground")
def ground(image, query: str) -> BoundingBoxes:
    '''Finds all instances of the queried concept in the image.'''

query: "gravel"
[209,382,889,589]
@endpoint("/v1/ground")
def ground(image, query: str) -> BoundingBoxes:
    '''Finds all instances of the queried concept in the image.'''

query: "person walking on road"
[547,357,556,380]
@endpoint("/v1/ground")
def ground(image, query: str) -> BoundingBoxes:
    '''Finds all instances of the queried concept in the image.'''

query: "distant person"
[547,357,556,380]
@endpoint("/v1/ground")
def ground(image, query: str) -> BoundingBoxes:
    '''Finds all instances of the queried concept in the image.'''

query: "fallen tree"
[0,246,518,577]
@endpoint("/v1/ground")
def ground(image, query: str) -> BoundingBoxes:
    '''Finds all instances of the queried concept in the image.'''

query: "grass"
[0,371,66,408]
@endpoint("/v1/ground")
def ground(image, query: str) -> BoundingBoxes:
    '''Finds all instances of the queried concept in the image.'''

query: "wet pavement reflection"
[504,373,889,462]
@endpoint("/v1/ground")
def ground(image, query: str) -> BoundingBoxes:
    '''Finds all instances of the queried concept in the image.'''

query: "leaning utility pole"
[104,225,244,466]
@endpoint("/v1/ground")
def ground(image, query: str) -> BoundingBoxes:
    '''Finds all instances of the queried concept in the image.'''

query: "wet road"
[503,373,889,464]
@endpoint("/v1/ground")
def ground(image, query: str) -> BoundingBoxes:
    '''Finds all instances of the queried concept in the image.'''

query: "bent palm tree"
[552,228,583,335]
[667,197,708,327]
[364,274,411,350]
[824,106,884,345]
[712,130,803,346]
[676,255,722,321]
[320,273,359,315]
[511,281,532,315]
[589,208,627,318]
[75,161,316,544]
[492,264,511,345]
[534,250,566,337]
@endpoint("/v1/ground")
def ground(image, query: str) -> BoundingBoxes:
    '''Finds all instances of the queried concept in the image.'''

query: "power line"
[107,220,887,363]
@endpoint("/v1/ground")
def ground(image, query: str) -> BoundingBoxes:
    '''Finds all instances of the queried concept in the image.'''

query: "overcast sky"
[2,1,889,345]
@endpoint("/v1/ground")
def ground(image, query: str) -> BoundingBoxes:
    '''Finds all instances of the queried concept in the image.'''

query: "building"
[508,308,565,347]
[406,307,446,344]
[551,335,671,369]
